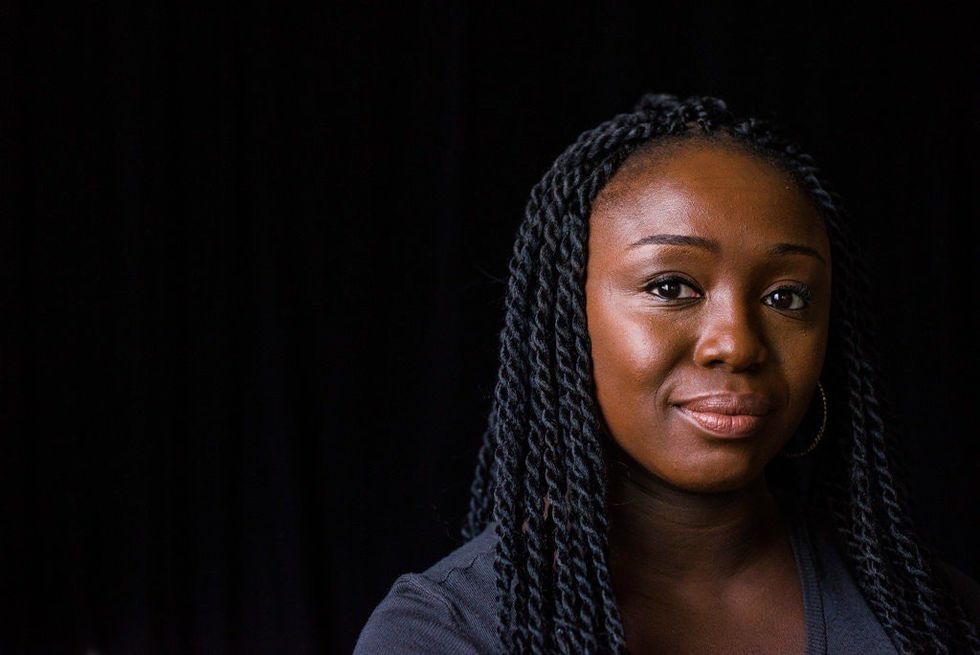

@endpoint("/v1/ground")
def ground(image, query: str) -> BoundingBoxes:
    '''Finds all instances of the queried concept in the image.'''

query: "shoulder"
[354,523,499,655]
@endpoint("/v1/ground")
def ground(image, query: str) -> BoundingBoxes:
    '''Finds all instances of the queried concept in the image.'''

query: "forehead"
[589,141,828,255]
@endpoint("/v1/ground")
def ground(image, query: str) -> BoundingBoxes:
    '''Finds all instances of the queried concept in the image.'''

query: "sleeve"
[353,573,479,655]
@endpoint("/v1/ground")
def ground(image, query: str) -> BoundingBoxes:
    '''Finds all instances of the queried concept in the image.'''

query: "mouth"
[672,393,772,439]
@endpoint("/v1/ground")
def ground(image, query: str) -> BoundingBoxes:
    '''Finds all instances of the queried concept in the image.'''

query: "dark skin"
[585,139,832,654]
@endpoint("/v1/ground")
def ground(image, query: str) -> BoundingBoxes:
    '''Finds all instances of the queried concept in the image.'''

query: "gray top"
[355,503,980,654]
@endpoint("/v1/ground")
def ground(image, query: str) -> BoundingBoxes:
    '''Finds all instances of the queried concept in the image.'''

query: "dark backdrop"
[1,2,977,653]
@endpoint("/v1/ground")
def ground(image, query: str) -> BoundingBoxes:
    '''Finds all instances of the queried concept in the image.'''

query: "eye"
[645,276,702,301]
[763,284,812,311]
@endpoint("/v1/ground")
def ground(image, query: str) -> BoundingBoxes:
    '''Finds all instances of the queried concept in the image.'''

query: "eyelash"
[643,276,813,311]
[644,275,702,302]
[764,282,812,310]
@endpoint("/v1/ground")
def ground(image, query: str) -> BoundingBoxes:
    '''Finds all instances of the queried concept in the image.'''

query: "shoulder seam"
[399,573,466,635]
[425,545,495,586]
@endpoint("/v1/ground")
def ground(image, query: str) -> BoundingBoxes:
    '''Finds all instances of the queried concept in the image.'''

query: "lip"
[672,393,773,439]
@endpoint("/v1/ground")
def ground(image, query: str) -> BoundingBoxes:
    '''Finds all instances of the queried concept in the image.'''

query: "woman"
[354,94,980,654]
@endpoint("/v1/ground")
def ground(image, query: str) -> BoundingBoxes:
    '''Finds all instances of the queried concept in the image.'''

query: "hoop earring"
[780,381,827,459]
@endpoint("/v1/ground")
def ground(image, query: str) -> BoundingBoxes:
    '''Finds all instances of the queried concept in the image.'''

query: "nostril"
[693,324,767,371]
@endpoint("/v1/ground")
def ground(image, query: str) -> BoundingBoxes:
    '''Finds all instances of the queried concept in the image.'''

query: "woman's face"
[585,140,832,493]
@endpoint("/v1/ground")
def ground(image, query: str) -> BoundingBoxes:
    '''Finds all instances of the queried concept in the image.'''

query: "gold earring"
[781,381,827,459]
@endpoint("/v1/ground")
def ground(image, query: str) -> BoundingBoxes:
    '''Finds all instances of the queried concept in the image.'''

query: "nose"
[693,297,768,372]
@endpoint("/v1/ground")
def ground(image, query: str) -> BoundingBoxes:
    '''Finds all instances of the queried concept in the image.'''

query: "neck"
[604,441,788,598]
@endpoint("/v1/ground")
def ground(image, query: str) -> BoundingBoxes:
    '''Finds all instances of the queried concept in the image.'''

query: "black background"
[2,2,977,653]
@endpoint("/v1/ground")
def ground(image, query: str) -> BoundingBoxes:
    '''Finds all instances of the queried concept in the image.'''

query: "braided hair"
[461,93,980,654]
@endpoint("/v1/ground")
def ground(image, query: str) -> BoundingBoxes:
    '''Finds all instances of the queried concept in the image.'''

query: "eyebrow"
[767,243,827,265]
[628,234,720,251]
[628,233,827,265]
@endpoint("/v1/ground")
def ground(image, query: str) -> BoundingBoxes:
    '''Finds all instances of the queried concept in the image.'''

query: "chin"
[660,452,766,494]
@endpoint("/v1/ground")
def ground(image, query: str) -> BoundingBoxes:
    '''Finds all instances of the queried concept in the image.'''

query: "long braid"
[554,251,601,652]
[522,172,568,652]
[462,422,495,541]
[462,94,979,653]
[562,164,630,653]
[541,381,579,653]
[463,200,546,543]
[490,184,547,652]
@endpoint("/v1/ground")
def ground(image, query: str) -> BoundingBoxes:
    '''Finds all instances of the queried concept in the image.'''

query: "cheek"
[586,292,689,425]
[767,321,830,425]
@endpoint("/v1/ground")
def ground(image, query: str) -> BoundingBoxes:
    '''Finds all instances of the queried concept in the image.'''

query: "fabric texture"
[355,500,979,654]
